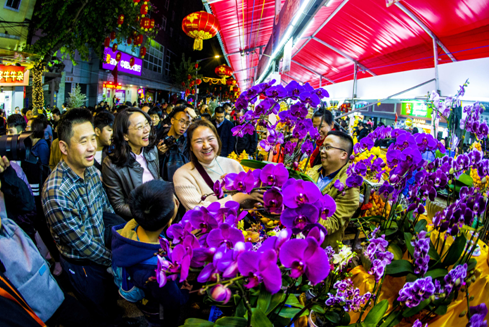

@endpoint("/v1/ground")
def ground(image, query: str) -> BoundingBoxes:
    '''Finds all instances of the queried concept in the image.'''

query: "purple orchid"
[268,129,285,145]
[290,103,309,119]
[415,133,438,152]
[316,193,336,220]
[333,179,345,193]
[235,97,249,111]
[184,207,218,234]
[237,249,282,293]
[207,223,245,249]
[285,80,305,99]
[213,180,224,199]
[167,221,193,245]
[315,88,329,99]
[283,180,322,208]
[293,119,313,139]
[281,204,319,233]
[279,237,330,285]
[412,231,430,276]
[283,141,297,155]
[301,139,314,156]
[210,284,232,304]
[259,139,272,152]
[224,171,255,194]
[468,303,488,327]
[260,163,289,187]
[263,187,284,214]
[397,276,435,308]
[279,110,297,126]
[303,224,328,244]
[413,319,428,327]
[265,85,287,99]
[218,241,252,278]
[346,175,363,188]
[325,279,372,312]
[231,123,255,137]
[444,263,467,295]
[359,137,375,151]
[156,243,192,287]
[300,91,321,107]
[259,228,292,255]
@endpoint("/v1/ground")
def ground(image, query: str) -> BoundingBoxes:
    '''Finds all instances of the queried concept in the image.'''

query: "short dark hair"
[31,118,46,139]
[327,130,354,159]
[148,107,162,118]
[129,180,176,231]
[201,113,211,120]
[185,119,222,165]
[58,108,94,145]
[215,106,225,114]
[223,103,232,110]
[175,99,188,107]
[52,108,61,116]
[7,114,26,131]
[169,105,187,121]
[94,112,115,131]
[313,109,334,126]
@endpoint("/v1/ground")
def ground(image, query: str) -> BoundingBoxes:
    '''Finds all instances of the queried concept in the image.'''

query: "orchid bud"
[350,155,355,161]
[201,195,207,201]
[210,284,232,304]
[273,150,278,155]
[293,162,299,169]
[449,168,454,174]
[198,288,206,295]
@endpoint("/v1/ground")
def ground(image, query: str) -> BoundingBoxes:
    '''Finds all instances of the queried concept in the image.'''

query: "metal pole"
[352,62,358,102]
[335,78,437,120]
[195,65,199,107]
[319,76,322,88]
[433,38,440,94]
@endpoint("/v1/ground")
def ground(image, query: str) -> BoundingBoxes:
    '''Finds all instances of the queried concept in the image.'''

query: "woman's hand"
[232,190,265,209]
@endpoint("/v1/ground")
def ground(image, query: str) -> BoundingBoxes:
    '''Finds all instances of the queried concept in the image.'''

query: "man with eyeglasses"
[307,130,360,249]
[157,105,190,182]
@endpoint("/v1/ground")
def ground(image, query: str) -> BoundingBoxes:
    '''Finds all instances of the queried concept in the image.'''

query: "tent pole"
[433,38,440,94]
[352,63,358,103]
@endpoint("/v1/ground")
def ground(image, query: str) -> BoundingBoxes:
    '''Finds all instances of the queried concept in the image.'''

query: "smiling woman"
[102,108,161,220]
[173,119,264,210]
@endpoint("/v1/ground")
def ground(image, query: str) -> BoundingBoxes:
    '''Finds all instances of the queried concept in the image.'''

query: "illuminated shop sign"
[102,48,142,76]
[0,65,29,86]
[401,101,432,118]
[103,82,123,90]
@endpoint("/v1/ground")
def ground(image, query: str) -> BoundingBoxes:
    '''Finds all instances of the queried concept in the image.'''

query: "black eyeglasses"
[320,144,347,152]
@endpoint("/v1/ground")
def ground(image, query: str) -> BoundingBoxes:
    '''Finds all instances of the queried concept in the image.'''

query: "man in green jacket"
[307,131,359,249]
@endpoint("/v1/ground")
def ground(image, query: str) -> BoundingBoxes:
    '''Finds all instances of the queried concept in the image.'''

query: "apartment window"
[143,41,164,74]
[5,0,21,10]
[172,10,175,21]
[164,0,169,10]
[170,28,173,37]
[165,52,171,76]
[162,16,167,31]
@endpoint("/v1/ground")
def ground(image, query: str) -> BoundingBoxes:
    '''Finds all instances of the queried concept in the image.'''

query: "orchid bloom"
[237,249,282,294]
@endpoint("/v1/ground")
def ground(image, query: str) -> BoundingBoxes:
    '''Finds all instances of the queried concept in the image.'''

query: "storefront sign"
[102,48,142,76]
[0,65,29,86]
[401,101,432,118]
[103,82,122,90]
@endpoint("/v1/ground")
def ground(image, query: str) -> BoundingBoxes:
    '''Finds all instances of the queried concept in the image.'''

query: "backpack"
[112,256,158,303]
[0,218,64,322]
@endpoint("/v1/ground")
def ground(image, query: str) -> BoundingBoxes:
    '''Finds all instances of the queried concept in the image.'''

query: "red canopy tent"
[204,0,489,91]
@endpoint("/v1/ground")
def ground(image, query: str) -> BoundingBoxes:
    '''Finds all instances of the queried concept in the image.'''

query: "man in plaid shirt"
[42,109,125,326]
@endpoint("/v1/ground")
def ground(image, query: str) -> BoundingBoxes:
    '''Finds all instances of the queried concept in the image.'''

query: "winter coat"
[214,119,235,157]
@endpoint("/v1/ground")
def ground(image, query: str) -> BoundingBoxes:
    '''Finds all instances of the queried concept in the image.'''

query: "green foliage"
[363,300,389,325]
[67,84,87,109]
[385,259,414,276]
[443,234,466,267]
[172,53,203,91]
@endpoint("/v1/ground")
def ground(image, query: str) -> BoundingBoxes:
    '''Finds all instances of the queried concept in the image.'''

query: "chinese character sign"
[102,48,142,76]
[0,65,29,86]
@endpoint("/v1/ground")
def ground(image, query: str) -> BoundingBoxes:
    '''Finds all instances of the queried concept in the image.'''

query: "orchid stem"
[236,281,252,327]
[286,299,316,327]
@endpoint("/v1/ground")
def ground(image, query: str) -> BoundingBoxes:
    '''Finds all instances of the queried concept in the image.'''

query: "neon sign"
[0,65,29,86]
[103,82,122,90]
[102,48,142,76]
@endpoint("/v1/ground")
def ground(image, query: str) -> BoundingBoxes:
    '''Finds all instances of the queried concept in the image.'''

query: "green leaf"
[235,297,246,317]
[425,268,448,279]
[435,304,448,316]
[388,244,403,260]
[311,304,325,315]
[257,286,271,313]
[215,317,247,327]
[240,159,267,169]
[443,234,466,267]
[385,260,414,276]
[406,273,417,282]
[340,312,351,325]
[181,318,215,326]
[404,232,414,256]
[428,241,441,261]
[295,275,303,286]
[379,312,401,327]
[468,258,478,271]
[435,150,446,159]
[402,299,430,318]
[364,300,389,325]
[265,291,284,315]
[415,219,428,233]
[285,294,303,308]
[251,308,273,327]
[457,174,473,187]
[324,311,341,323]
[277,307,302,318]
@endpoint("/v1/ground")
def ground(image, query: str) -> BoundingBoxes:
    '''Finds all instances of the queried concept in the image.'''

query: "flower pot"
[426,197,448,220]
[308,310,318,327]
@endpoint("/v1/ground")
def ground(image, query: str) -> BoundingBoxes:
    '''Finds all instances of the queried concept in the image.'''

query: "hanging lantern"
[150,19,155,30]
[127,37,132,45]
[226,78,234,86]
[215,64,232,78]
[182,11,219,51]
[115,52,122,62]
[133,0,140,5]
[181,82,186,87]
[196,79,202,85]
[110,31,116,40]
[104,37,110,48]
[194,63,199,69]
[112,43,118,52]
[214,87,216,91]
[187,74,192,80]
[130,57,135,67]
[219,86,222,91]
[190,81,194,87]
[233,86,239,92]
[136,34,143,46]
[192,89,196,95]
[140,4,149,17]
[117,14,125,27]
[140,46,147,58]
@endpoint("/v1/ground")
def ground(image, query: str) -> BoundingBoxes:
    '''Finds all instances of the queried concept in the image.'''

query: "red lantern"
[110,31,116,40]
[140,46,147,58]
[192,89,195,95]
[215,64,232,78]
[182,11,219,51]
[112,43,118,52]
[117,14,124,27]
[196,79,202,85]
[187,74,192,80]
[141,17,151,31]
[150,19,155,30]
[115,52,122,62]
[104,37,110,48]
[219,87,222,91]
[181,82,186,87]
[195,63,199,69]
[135,34,143,46]
[140,4,148,17]
[129,57,135,67]
[190,81,194,87]
[127,37,132,45]
[133,0,140,5]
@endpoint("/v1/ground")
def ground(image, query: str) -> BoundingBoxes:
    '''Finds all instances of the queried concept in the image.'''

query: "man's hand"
[185,108,197,119]
[157,140,169,155]
[0,156,10,174]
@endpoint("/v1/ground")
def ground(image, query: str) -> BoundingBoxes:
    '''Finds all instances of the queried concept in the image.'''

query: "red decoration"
[127,37,132,45]
[117,14,124,27]
[115,52,122,62]
[140,46,147,58]
[133,0,140,5]
[140,4,149,17]
[112,43,118,52]
[192,89,195,95]
[181,82,186,87]
[196,79,202,85]
[182,11,219,51]
[150,19,155,30]
[110,31,116,40]
[215,64,232,78]
[187,74,192,80]
[233,86,239,92]
[129,57,135,66]
[190,81,194,87]
[219,87,222,91]
[104,37,110,48]
[135,34,143,46]
[142,17,151,31]
[195,63,199,69]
